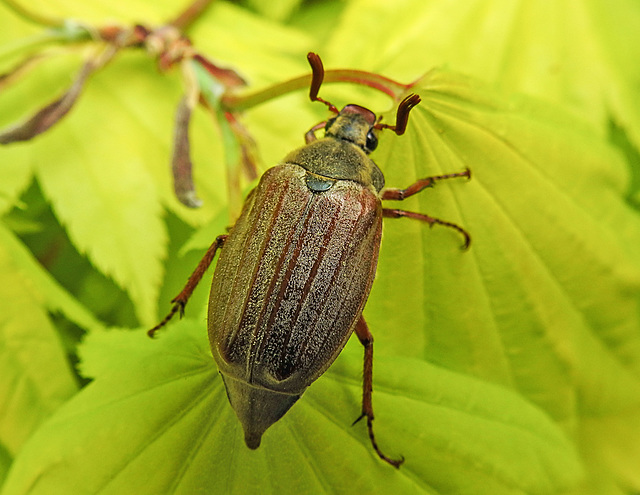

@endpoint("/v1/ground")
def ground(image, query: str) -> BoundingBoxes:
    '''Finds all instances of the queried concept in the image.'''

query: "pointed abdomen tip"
[245,434,262,450]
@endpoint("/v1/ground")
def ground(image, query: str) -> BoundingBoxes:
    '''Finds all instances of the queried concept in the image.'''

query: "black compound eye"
[365,130,378,152]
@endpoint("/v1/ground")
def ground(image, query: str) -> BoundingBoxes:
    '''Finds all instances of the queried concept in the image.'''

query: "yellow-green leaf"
[1,322,582,495]
[0,224,82,459]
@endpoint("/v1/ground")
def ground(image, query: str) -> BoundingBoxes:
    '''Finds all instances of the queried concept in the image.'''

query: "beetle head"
[307,53,421,153]
[325,104,379,154]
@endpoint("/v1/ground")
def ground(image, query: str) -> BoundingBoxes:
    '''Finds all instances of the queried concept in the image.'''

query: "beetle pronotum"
[150,53,470,468]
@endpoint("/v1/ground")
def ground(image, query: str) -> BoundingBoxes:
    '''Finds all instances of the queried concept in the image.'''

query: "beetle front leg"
[381,168,470,201]
[304,121,326,144]
[148,234,227,337]
[353,316,404,468]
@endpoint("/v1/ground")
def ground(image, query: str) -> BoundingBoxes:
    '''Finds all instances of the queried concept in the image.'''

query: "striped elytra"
[209,147,384,448]
[210,164,381,387]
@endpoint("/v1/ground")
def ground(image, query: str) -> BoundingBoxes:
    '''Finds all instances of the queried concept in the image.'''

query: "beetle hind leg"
[354,316,404,468]
[147,301,184,337]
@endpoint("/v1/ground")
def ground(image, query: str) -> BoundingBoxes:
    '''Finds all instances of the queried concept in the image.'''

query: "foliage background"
[1,0,639,494]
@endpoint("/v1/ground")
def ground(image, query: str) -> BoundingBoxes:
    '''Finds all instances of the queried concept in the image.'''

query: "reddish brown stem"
[0,58,96,144]
[169,0,217,31]
[172,96,202,207]
[223,110,259,181]
[193,54,246,88]
[222,54,411,113]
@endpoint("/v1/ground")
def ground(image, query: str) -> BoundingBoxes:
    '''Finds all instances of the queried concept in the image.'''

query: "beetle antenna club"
[376,93,421,136]
[307,52,339,113]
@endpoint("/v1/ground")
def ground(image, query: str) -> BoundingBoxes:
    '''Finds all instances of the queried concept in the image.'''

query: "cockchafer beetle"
[149,53,471,468]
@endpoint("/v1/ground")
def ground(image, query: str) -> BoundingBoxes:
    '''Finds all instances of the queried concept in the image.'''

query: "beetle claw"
[353,413,404,468]
[176,300,186,318]
[351,413,367,426]
[387,455,405,469]
[363,415,404,468]
[147,300,185,338]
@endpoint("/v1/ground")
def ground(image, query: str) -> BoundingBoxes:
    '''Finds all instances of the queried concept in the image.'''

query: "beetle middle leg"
[148,234,227,337]
[304,121,326,144]
[383,209,471,249]
[353,316,404,468]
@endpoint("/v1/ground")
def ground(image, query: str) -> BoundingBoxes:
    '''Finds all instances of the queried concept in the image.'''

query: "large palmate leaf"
[4,64,639,493]
[1,0,640,493]
[324,0,640,152]
[0,0,316,326]
[370,69,640,493]
[1,321,582,495]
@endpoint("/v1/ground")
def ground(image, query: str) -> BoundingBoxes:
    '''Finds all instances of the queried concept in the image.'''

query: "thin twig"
[1,0,64,27]
[222,69,411,112]
[169,0,217,31]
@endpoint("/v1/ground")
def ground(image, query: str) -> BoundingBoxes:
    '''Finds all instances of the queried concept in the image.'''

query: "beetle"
[149,53,470,468]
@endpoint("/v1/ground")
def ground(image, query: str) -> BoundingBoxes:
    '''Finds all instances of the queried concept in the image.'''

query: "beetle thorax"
[281,103,385,193]
[282,139,385,193]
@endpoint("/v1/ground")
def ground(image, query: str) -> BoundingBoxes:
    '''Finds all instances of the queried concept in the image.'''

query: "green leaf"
[25,53,169,326]
[1,1,639,493]
[1,321,582,495]
[0,444,10,487]
[368,69,640,491]
[4,0,180,26]
[0,224,83,459]
[0,146,33,215]
[0,1,42,64]
[324,0,640,153]
[243,0,303,22]
[0,223,103,330]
